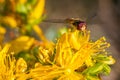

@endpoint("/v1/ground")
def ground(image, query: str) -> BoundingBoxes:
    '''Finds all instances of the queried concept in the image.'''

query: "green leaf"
[83,63,104,75]
[93,54,114,65]
[82,62,111,79]
[16,4,28,14]
[27,0,37,5]
[103,64,111,75]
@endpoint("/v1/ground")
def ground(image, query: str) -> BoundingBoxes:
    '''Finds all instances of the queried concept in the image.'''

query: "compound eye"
[78,22,86,30]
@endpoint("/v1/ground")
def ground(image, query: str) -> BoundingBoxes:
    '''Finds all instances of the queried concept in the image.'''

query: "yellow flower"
[29,29,111,80]
[0,26,6,34]
[36,45,55,65]
[33,25,48,42]
[2,16,17,28]
[30,0,45,19]
[0,26,6,43]
[8,36,35,54]
[55,30,110,67]
[29,0,45,23]
[17,0,27,4]
[0,44,29,80]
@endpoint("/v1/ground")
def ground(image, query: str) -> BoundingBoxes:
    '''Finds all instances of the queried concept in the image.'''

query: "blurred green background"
[40,0,120,80]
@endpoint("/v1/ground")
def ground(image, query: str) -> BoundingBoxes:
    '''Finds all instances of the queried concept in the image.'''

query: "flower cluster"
[29,29,115,80]
[0,0,115,80]
[0,44,28,80]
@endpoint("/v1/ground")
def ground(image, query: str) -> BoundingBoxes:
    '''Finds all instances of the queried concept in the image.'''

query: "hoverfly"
[42,14,96,31]
[43,18,86,31]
